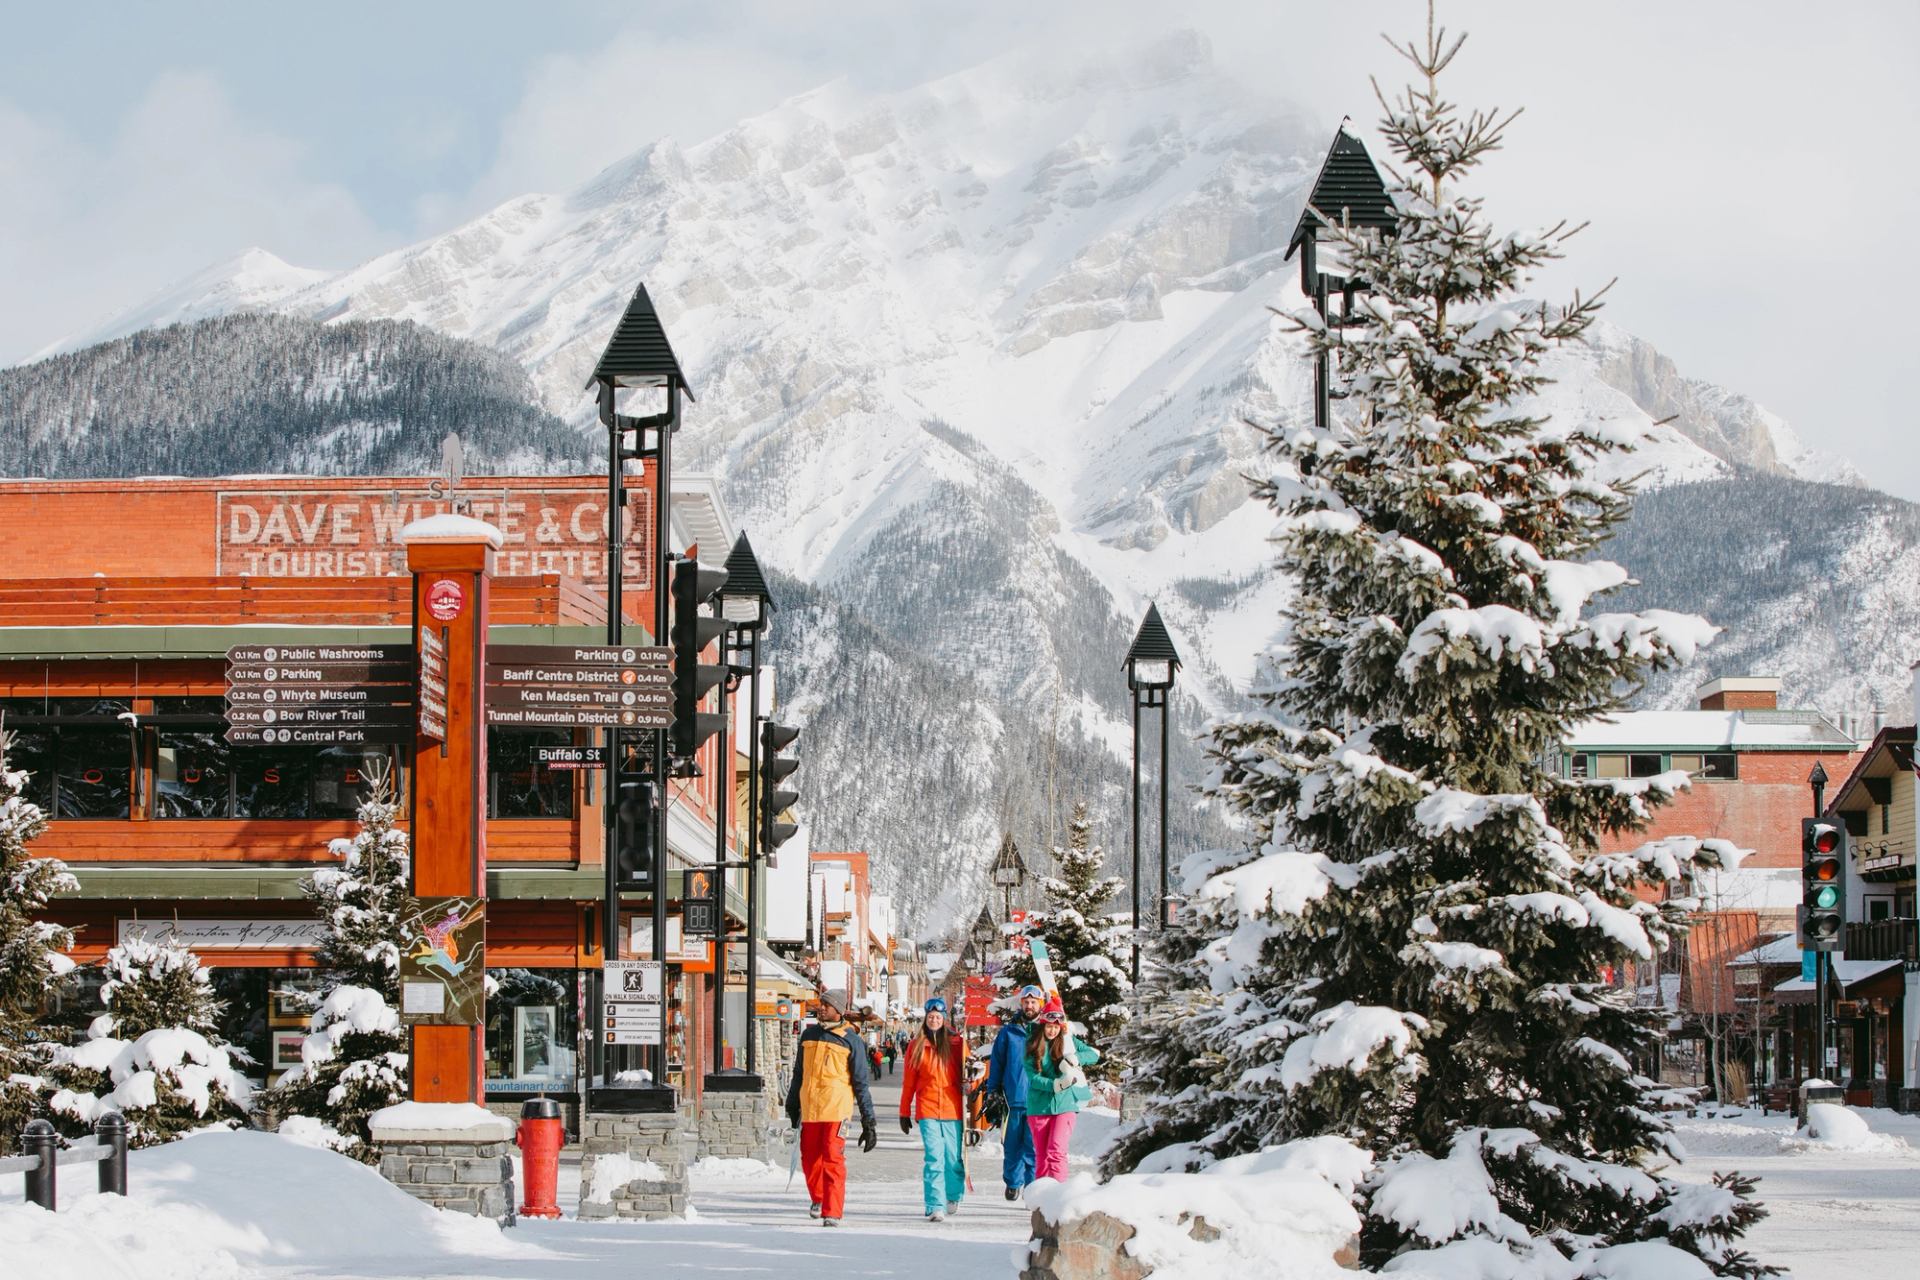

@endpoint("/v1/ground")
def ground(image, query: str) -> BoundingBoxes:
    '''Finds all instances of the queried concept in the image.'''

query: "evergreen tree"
[271,762,409,1161]
[0,726,76,1146]
[1000,803,1132,1076]
[45,934,252,1147]
[1106,14,1773,1278]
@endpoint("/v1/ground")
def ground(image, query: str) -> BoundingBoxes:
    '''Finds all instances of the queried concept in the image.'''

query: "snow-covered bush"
[1106,14,1775,1278]
[0,724,77,1147]
[45,934,252,1147]
[271,763,409,1161]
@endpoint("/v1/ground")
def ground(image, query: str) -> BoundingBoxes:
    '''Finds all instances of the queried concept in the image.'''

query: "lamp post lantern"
[1124,604,1181,986]
[991,832,1027,924]
[969,905,999,973]
[588,282,692,1107]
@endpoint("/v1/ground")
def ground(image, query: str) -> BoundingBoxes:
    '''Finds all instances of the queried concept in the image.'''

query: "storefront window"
[155,706,234,817]
[488,728,574,818]
[234,746,389,819]
[209,968,271,1077]
[485,968,579,1091]
[0,698,133,818]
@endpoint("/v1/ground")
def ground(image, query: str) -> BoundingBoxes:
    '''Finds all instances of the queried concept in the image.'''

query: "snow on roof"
[1729,933,1801,967]
[1563,710,1852,751]
[1773,958,1899,993]
[1692,867,1801,912]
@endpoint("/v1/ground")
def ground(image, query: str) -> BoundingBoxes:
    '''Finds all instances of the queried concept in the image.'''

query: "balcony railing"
[1845,918,1918,965]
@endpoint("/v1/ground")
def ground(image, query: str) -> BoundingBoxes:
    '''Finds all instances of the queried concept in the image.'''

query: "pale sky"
[4,1,1915,497]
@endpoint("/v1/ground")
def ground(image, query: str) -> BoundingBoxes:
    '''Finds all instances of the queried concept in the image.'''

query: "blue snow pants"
[1001,1106,1036,1190]
[918,1119,966,1213]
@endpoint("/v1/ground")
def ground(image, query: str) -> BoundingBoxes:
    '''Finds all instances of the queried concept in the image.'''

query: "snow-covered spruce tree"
[1105,16,1774,1279]
[1000,802,1132,1075]
[272,761,409,1160]
[0,726,77,1147]
[46,933,252,1147]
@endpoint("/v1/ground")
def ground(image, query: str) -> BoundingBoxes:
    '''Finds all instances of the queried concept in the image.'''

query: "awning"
[1771,958,1902,1003]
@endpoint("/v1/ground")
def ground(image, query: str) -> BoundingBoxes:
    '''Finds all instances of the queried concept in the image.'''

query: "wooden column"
[404,520,498,1105]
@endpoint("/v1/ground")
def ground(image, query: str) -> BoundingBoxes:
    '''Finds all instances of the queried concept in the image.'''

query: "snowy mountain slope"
[20,31,1901,927]
[37,249,329,362]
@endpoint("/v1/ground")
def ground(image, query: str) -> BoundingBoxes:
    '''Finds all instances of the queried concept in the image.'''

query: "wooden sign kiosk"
[400,514,501,1104]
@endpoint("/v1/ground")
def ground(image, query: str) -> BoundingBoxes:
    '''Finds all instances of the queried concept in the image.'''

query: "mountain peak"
[32,247,326,362]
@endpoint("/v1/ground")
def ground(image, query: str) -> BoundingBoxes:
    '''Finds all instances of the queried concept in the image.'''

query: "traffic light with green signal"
[1800,817,1846,952]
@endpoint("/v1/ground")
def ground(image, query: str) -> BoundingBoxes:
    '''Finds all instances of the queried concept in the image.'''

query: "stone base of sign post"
[697,1073,771,1161]
[369,1103,516,1224]
[577,1111,690,1220]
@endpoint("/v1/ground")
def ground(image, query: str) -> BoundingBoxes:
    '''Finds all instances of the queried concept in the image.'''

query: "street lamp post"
[992,833,1027,925]
[1124,604,1181,985]
[1808,760,1830,1081]
[721,534,774,1075]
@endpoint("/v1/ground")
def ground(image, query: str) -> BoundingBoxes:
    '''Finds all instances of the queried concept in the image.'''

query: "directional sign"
[226,644,409,665]
[226,705,414,727]
[486,662,671,690]
[225,724,414,747]
[226,661,415,686]
[485,686,672,711]
[226,686,413,706]
[490,644,672,666]
[417,625,448,742]
[485,706,671,730]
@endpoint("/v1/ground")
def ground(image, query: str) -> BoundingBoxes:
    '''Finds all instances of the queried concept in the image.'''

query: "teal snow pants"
[918,1118,965,1213]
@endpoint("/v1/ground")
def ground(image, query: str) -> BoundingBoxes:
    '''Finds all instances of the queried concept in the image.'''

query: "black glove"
[859,1120,877,1153]
[981,1092,1007,1128]
[899,1115,913,1135]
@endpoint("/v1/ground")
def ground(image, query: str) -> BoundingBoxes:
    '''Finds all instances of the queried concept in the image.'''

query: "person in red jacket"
[898,996,970,1221]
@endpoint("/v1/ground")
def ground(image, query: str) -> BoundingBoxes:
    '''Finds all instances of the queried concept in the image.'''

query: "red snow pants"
[801,1121,847,1218]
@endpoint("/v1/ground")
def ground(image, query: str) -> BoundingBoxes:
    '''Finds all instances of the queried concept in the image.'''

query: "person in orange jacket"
[898,996,970,1221]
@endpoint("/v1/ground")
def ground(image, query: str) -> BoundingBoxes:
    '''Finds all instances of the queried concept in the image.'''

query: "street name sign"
[535,745,609,770]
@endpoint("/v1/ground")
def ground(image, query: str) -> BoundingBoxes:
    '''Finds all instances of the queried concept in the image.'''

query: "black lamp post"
[1808,760,1830,1080]
[1124,604,1181,986]
[721,534,774,1075]
[588,282,692,1106]
[970,906,998,968]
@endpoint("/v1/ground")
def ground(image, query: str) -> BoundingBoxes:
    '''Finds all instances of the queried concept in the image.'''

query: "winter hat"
[1039,994,1066,1023]
[1018,984,1045,1002]
[818,989,850,1016]
[923,997,947,1016]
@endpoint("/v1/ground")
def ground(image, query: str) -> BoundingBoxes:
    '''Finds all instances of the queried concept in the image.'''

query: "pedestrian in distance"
[1023,994,1100,1182]
[784,989,878,1227]
[982,983,1045,1200]
[884,1037,898,1076]
[899,996,970,1222]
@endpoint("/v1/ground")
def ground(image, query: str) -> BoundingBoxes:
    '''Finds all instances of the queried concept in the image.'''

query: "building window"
[1881,805,1891,836]
[488,728,574,819]
[153,699,234,817]
[1627,753,1663,779]
[486,968,579,1090]
[1700,753,1737,780]
[1593,754,1628,780]
[151,698,396,820]
[0,698,133,818]
[1566,753,1590,779]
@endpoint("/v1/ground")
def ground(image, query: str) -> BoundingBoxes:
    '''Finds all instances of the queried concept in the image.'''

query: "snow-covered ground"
[1665,1105,1920,1280]
[3,1104,1912,1278]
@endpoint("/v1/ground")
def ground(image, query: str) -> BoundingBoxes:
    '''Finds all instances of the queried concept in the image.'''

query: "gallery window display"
[485,968,580,1092]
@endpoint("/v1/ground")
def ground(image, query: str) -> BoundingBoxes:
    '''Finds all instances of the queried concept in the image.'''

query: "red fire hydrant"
[515,1097,565,1219]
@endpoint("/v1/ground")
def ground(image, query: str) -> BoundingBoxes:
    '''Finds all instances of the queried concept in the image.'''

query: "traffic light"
[613,777,656,890]
[760,721,799,853]
[1800,818,1846,951]
[669,559,730,761]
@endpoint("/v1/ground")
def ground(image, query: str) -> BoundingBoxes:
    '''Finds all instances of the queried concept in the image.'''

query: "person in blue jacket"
[982,984,1044,1199]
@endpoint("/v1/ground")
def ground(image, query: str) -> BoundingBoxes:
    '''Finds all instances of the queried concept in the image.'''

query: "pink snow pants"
[1026,1112,1077,1181]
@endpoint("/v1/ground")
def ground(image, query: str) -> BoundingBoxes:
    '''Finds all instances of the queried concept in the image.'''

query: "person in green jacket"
[1022,994,1101,1182]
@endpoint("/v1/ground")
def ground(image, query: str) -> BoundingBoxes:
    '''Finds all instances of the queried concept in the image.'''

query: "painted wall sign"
[216,484,654,586]
[118,918,325,950]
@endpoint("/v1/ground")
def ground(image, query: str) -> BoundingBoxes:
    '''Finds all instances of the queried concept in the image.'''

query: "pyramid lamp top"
[586,282,695,399]
[1125,603,1181,690]
[720,532,774,627]
[1285,125,1397,262]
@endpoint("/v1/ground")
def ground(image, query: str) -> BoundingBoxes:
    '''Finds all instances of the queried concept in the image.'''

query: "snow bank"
[0,1130,538,1278]
[688,1155,785,1181]
[368,1100,508,1135]
[1026,1137,1367,1279]
[1790,1102,1909,1155]
[582,1153,668,1205]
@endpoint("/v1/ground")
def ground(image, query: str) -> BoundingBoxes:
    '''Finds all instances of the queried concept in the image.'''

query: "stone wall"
[375,1137,516,1223]
[577,1112,689,1221]
[698,1087,774,1161]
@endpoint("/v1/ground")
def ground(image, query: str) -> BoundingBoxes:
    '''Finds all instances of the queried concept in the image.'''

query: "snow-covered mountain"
[22,31,1904,930]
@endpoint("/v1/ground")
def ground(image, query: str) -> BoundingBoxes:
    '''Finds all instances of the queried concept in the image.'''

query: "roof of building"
[1729,933,1801,967]
[1563,709,1854,752]
[1827,724,1917,813]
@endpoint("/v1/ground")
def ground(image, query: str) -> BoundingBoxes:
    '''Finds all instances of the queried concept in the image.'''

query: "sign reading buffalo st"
[484,644,674,730]
[217,482,655,586]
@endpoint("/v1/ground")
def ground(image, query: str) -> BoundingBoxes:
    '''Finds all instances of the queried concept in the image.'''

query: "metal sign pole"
[652,382,676,1087]
[745,628,763,1075]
